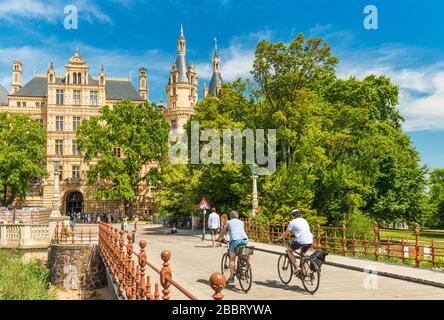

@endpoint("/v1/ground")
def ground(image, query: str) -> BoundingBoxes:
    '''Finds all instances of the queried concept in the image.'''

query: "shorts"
[229,239,248,254]
[210,228,219,235]
[290,241,312,254]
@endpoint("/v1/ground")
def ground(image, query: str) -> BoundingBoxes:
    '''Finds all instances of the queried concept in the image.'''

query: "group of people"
[68,212,115,223]
[207,207,314,283]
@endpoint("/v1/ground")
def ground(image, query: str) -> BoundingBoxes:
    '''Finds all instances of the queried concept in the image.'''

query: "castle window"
[72,165,80,179]
[171,120,177,134]
[78,73,81,84]
[73,116,81,132]
[22,102,26,107]
[41,102,46,107]
[56,116,64,131]
[72,140,79,156]
[17,102,21,107]
[56,89,64,105]
[36,102,40,107]
[73,73,77,84]
[55,139,64,155]
[73,90,81,105]
[90,91,98,106]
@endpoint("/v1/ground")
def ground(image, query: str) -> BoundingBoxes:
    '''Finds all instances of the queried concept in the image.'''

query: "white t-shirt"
[287,218,313,244]
[208,212,220,230]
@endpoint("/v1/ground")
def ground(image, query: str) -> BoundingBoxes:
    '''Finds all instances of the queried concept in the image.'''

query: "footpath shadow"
[196,279,246,294]
[137,226,200,238]
[253,280,309,294]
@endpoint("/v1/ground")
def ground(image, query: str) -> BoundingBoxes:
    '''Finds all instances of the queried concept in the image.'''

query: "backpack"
[309,250,327,271]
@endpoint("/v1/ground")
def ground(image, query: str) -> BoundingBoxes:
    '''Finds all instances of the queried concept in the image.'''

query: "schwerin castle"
[0,26,223,217]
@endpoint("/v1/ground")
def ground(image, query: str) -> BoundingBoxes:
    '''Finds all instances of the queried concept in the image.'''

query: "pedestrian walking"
[208,207,221,247]
[134,216,139,232]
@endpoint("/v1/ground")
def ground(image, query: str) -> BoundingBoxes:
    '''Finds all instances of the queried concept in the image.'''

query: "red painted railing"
[98,222,226,300]
[243,219,444,269]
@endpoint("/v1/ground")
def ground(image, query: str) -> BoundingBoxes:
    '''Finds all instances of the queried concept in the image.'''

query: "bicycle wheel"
[277,254,293,285]
[221,253,231,280]
[300,258,320,294]
[238,260,253,293]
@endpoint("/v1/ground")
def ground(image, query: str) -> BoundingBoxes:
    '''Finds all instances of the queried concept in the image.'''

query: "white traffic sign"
[198,198,210,210]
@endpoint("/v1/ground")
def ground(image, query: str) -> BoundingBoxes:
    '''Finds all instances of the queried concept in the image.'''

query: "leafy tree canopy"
[0,112,47,207]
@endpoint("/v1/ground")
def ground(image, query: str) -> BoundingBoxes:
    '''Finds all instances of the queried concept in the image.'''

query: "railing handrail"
[119,240,198,300]
[97,222,222,300]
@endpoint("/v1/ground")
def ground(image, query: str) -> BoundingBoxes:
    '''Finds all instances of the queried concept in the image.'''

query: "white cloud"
[334,43,444,132]
[0,0,112,24]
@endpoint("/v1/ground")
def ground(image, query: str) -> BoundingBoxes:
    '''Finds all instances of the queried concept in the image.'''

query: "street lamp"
[251,164,259,217]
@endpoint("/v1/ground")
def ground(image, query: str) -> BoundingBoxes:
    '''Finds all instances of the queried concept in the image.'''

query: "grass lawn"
[380,229,444,242]
[0,250,55,300]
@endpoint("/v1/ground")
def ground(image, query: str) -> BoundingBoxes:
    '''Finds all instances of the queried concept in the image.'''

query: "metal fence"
[243,219,444,269]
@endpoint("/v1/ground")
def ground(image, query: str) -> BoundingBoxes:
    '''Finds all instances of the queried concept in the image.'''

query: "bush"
[0,250,55,300]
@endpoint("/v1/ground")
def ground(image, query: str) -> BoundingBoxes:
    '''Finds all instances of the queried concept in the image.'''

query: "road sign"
[198,198,210,210]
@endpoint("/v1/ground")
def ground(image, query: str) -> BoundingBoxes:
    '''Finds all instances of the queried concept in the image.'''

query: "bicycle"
[219,239,254,293]
[275,239,321,294]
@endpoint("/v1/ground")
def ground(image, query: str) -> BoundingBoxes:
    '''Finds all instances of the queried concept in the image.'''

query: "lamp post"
[50,157,62,218]
[251,164,259,218]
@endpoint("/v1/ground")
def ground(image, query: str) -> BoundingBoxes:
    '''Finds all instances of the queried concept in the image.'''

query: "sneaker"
[227,277,235,284]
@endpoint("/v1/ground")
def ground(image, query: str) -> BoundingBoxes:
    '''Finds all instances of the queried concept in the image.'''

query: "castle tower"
[164,25,198,138]
[65,49,89,85]
[12,60,23,93]
[139,67,148,101]
[206,38,223,97]
[47,61,56,84]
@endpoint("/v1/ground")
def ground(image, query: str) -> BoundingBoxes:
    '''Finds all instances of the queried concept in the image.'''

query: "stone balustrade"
[0,223,50,248]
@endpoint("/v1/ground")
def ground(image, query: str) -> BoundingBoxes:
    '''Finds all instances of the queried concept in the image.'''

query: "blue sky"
[0,0,443,168]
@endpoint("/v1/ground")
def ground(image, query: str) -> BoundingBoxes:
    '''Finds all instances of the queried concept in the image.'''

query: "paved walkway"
[132,225,444,300]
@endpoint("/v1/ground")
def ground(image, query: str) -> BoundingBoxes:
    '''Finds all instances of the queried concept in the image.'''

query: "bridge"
[98,223,444,300]
[2,219,443,300]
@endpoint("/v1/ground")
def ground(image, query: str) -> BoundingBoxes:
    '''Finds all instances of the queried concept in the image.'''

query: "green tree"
[77,100,169,217]
[429,168,444,227]
[155,163,200,217]
[0,112,47,207]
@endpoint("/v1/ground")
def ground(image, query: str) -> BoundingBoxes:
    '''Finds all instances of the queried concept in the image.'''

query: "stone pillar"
[0,224,6,246]
[51,158,61,218]
[49,158,69,241]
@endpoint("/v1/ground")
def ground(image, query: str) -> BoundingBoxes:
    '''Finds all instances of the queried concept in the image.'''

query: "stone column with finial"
[48,158,70,242]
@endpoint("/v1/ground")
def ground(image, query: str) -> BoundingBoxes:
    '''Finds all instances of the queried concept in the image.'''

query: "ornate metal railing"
[98,222,226,300]
[243,219,444,269]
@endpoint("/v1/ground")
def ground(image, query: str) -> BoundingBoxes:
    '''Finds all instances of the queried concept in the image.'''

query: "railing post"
[126,234,133,299]
[373,222,379,261]
[160,250,172,300]
[431,239,435,268]
[414,223,420,268]
[316,223,321,249]
[138,240,147,300]
[154,283,160,300]
[209,272,226,300]
[342,221,347,256]
[146,275,153,300]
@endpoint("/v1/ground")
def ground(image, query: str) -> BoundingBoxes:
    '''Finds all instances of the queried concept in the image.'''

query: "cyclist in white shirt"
[208,207,221,247]
[277,209,313,272]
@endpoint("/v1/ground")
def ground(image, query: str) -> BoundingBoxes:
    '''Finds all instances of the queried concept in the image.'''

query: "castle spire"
[212,37,220,73]
[178,24,186,55]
